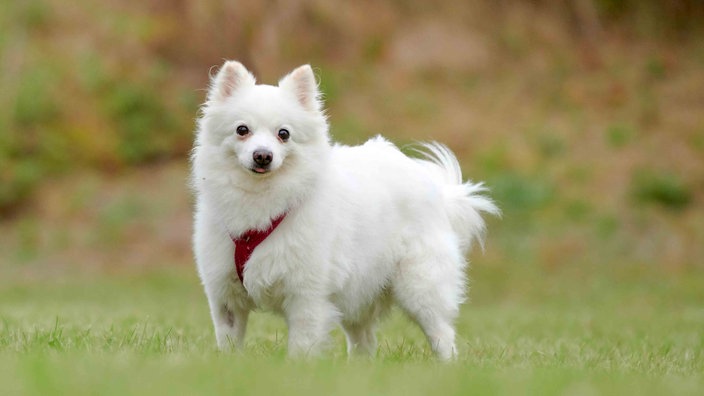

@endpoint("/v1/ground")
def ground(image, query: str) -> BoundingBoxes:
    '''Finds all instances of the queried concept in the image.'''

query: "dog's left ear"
[209,60,256,103]
[279,65,321,112]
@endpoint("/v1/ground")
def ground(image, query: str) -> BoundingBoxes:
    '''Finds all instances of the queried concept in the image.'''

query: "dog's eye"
[236,125,250,136]
[278,128,290,142]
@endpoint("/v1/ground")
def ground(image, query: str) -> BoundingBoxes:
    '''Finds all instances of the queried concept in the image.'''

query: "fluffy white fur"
[191,61,499,360]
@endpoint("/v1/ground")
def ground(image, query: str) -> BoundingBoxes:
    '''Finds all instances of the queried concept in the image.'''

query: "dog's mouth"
[250,166,271,175]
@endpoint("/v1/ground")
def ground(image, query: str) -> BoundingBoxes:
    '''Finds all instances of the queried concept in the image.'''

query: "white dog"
[191,61,499,360]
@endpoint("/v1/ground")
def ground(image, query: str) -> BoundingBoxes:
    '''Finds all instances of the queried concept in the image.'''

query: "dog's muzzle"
[252,149,273,173]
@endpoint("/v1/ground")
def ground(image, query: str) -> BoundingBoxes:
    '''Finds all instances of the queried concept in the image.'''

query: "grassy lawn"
[1,266,702,395]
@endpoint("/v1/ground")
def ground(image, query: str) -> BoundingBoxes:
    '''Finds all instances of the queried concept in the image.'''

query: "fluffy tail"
[412,142,501,252]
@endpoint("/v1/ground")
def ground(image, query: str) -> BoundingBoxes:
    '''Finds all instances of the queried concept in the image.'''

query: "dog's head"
[197,61,329,177]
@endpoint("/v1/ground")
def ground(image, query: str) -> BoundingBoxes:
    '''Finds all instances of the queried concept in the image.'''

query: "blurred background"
[1,0,703,292]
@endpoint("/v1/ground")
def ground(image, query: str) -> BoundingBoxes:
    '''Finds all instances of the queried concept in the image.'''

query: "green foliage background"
[1,0,703,215]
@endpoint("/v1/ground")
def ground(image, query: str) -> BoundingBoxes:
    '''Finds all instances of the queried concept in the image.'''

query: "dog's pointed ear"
[209,60,256,102]
[279,65,321,112]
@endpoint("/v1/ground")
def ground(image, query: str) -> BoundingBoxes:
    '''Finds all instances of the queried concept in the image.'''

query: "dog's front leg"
[200,261,251,350]
[283,294,337,357]
[207,287,250,351]
[194,215,250,351]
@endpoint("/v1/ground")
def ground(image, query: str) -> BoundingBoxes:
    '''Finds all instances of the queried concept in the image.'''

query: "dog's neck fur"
[193,142,329,237]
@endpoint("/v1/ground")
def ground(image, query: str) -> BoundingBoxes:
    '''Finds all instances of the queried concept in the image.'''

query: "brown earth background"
[1,0,703,280]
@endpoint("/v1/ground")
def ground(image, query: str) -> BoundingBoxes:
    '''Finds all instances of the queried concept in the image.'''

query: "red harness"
[231,213,287,282]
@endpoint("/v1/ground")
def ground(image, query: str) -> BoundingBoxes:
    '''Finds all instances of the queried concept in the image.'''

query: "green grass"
[1,267,702,395]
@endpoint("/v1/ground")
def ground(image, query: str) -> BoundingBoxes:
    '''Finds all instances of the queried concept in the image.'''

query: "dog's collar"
[231,212,287,283]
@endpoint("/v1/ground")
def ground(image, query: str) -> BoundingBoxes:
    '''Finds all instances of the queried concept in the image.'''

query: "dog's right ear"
[208,61,256,102]
[279,65,321,113]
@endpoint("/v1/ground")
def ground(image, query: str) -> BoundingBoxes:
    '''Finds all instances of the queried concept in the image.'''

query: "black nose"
[253,149,273,166]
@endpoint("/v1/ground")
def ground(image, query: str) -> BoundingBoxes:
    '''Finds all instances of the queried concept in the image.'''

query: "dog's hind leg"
[342,321,377,357]
[342,296,391,357]
[392,236,466,361]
